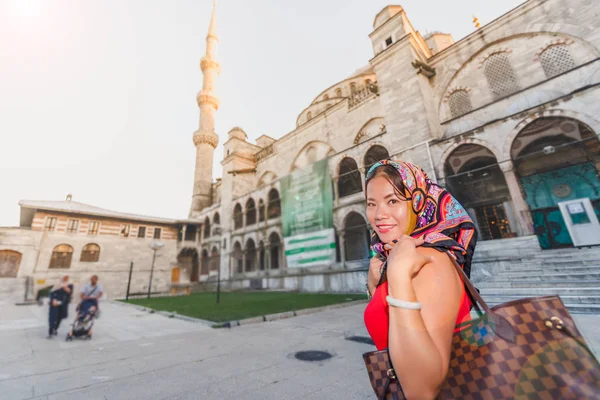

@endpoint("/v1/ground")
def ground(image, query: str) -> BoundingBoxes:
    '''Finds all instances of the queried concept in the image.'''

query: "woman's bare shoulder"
[413,247,460,294]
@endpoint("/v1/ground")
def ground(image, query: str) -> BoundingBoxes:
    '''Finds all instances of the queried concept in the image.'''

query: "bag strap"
[87,285,98,297]
[445,251,490,314]
[446,251,517,343]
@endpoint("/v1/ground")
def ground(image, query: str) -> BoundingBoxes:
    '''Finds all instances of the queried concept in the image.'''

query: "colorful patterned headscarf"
[366,160,478,278]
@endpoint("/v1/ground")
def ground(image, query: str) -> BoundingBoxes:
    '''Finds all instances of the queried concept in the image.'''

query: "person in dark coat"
[47,275,73,338]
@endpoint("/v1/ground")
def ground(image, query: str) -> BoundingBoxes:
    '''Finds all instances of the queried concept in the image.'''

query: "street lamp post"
[147,241,165,299]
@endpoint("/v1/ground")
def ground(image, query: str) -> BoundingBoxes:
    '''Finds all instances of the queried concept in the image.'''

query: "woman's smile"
[376,224,396,234]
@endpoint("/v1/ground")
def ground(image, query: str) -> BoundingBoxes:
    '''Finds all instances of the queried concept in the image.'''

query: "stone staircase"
[474,247,600,314]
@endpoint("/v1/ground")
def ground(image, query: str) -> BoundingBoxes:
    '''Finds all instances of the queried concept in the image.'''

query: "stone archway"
[177,248,199,282]
[269,232,281,270]
[0,250,21,278]
[245,239,257,272]
[343,212,370,262]
[510,117,600,249]
[444,144,514,241]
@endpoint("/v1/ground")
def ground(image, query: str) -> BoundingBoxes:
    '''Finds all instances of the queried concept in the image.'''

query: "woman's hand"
[367,256,384,296]
[385,235,432,282]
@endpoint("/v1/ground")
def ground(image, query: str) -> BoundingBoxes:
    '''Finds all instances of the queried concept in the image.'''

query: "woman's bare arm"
[387,248,463,399]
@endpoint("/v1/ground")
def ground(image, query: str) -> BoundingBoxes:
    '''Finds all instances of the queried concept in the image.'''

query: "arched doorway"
[0,250,21,278]
[364,145,390,173]
[344,212,371,261]
[201,249,209,276]
[232,242,243,274]
[245,239,257,272]
[269,232,281,270]
[511,117,600,249]
[259,241,266,270]
[444,144,513,240]
[177,248,199,282]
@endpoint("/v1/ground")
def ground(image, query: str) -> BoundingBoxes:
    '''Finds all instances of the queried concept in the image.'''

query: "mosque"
[1,0,599,307]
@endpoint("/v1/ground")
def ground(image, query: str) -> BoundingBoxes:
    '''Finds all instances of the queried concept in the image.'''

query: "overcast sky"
[0,0,524,226]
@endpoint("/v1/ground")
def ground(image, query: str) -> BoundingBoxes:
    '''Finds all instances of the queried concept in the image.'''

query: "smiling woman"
[363,160,477,399]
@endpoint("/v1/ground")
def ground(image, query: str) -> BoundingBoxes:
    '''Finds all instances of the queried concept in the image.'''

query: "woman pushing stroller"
[65,275,103,341]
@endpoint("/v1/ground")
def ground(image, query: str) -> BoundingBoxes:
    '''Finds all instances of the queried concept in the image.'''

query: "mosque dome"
[228,127,247,140]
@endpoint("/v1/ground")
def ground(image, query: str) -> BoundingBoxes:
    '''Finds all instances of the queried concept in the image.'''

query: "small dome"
[228,127,247,140]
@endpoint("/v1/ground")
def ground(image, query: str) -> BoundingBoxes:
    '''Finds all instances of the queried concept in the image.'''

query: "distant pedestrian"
[47,275,73,338]
[79,275,103,317]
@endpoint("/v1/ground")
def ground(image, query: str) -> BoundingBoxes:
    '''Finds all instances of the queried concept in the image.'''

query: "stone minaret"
[190,0,220,215]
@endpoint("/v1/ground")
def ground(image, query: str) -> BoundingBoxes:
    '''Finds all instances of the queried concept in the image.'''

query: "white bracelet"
[386,295,422,310]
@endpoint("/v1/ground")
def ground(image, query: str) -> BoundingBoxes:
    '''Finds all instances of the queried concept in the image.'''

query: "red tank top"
[364,281,472,351]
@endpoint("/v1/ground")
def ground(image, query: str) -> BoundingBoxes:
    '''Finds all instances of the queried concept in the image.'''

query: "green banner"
[280,159,336,268]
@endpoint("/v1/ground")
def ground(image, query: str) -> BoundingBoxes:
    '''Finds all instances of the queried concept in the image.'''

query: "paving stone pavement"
[1,299,599,400]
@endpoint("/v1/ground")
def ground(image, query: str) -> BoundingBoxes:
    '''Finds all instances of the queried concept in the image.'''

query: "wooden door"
[171,267,181,283]
[0,250,22,278]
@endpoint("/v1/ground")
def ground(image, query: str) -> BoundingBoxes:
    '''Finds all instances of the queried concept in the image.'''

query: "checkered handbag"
[363,253,600,399]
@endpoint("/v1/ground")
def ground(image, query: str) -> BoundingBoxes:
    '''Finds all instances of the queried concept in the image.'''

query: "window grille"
[540,45,575,79]
[66,219,79,234]
[483,52,520,99]
[88,221,100,235]
[45,217,57,231]
[80,243,100,262]
[49,244,73,268]
[448,90,473,118]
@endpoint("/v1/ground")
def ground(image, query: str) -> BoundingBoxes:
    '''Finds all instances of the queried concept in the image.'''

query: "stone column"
[181,225,187,242]
[500,161,534,236]
[242,251,247,273]
[196,228,201,245]
[338,230,347,268]
[333,178,340,207]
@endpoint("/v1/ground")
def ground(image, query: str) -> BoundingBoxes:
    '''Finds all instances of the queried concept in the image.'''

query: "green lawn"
[123,292,366,322]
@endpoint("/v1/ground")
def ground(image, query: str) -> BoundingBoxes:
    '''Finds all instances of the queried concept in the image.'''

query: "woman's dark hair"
[365,164,409,200]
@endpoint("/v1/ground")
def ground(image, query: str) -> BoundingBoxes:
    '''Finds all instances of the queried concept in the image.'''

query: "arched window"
[365,79,372,87]
[204,217,211,238]
[269,232,281,270]
[246,198,257,226]
[213,212,220,226]
[233,242,243,273]
[335,88,342,97]
[323,94,329,100]
[245,239,257,272]
[201,249,209,275]
[338,157,362,198]
[344,213,370,261]
[268,189,281,219]
[448,90,473,118]
[80,243,100,262]
[49,244,73,269]
[483,52,520,99]
[210,247,219,272]
[307,111,312,121]
[350,82,357,94]
[540,45,575,79]
[364,145,390,173]
[233,203,243,229]
[0,250,22,278]
[258,199,265,222]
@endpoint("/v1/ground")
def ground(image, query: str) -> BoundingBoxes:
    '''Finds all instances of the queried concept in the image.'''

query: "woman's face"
[366,175,412,243]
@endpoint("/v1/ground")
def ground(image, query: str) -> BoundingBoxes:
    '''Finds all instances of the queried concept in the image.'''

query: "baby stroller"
[66,298,97,341]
